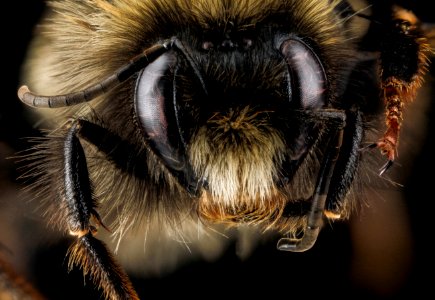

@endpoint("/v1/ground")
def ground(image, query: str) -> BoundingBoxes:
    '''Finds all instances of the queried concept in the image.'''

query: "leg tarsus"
[63,121,138,299]
[379,159,394,176]
[67,233,139,300]
[360,139,396,175]
[373,6,431,174]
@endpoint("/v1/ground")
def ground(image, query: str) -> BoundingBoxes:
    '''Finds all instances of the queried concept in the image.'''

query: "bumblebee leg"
[326,111,364,216]
[76,117,199,196]
[62,121,139,300]
[375,6,430,174]
[278,110,345,252]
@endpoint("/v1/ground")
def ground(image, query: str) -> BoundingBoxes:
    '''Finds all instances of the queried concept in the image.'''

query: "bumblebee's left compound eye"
[280,39,326,108]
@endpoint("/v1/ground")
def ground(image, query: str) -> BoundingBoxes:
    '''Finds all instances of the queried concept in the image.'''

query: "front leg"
[375,6,431,174]
[62,121,139,300]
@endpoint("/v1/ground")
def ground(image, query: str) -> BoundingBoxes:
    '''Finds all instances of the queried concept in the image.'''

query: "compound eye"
[280,39,327,108]
[134,52,185,170]
[134,52,199,195]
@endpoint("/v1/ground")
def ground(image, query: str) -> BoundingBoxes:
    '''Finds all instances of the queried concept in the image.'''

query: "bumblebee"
[14,0,431,299]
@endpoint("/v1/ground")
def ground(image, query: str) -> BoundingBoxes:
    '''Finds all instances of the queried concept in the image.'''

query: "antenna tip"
[17,85,30,101]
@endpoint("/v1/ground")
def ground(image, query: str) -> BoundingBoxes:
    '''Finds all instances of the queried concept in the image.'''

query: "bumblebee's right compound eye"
[280,39,327,109]
[134,53,183,168]
[134,51,198,194]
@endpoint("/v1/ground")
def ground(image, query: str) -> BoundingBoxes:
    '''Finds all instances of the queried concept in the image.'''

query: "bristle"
[67,234,139,300]
[18,0,363,277]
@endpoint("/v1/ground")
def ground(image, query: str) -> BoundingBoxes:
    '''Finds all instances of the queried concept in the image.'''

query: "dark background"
[2,1,434,299]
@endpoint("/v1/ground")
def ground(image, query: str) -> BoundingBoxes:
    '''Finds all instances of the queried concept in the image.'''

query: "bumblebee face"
[18,0,363,248]
[134,36,319,228]
[130,2,358,233]
[15,0,431,298]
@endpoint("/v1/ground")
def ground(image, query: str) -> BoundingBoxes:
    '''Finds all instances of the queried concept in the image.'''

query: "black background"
[2,1,435,299]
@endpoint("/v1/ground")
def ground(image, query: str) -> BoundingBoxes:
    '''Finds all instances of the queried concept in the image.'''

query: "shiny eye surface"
[280,39,327,108]
[135,52,185,170]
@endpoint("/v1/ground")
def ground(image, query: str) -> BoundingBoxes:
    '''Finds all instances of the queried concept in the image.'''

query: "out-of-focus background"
[1,1,434,299]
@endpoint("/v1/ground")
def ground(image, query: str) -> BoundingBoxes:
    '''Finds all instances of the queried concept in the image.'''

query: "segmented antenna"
[17,39,174,108]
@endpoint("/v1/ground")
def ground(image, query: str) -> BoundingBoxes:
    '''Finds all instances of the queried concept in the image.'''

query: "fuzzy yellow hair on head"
[15,0,432,298]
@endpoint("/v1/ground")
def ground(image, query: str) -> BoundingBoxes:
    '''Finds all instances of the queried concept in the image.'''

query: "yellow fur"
[20,0,363,280]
